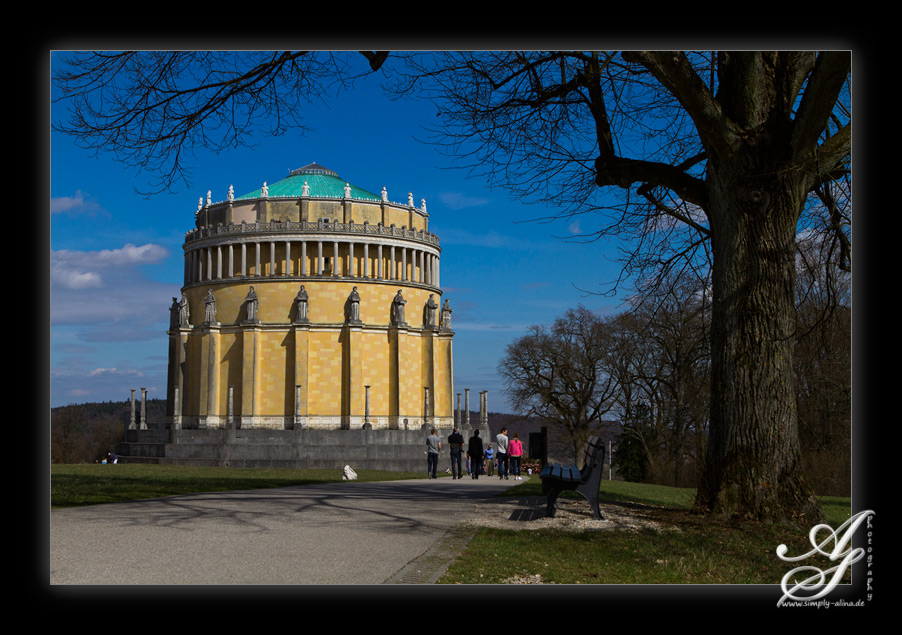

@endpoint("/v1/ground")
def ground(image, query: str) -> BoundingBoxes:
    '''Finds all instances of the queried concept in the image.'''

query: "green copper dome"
[237,163,381,201]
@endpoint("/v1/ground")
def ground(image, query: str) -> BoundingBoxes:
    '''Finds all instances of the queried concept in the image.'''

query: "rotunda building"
[166,163,454,432]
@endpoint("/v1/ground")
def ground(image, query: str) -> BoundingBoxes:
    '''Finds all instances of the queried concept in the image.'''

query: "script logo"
[776,510,874,607]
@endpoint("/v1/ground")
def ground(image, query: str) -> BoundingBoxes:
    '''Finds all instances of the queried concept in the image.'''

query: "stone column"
[294,384,302,429]
[465,388,470,429]
[129,389,136,430]
[227,385,234,428]
[255,242,261,277]
[285,240,292,276]
[172,386,181,430]
[301,241,308,276]
[333,241,339,276]
[140,387,147,430]
[364,385,372,429]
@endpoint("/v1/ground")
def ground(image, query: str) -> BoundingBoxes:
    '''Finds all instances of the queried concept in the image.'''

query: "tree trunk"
[696,152,826,525]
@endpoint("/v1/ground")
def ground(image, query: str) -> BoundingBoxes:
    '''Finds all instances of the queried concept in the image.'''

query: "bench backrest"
[579,436,605,482]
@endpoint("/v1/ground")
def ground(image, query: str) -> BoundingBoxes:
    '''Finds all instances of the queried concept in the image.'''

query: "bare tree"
[50,404,90,463]
[388,51,849,523]
[53,51,389,194]
[625,274,711,487]
[794,232,851,495]
[498,306,617,462]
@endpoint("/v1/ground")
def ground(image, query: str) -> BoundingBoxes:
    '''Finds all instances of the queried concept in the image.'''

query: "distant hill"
[51,399,167,427]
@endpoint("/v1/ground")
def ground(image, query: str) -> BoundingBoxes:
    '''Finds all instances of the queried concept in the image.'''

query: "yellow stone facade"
[166,164,454,430]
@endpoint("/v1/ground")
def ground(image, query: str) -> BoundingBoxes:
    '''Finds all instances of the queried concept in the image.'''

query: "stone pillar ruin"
[140,388,147,430]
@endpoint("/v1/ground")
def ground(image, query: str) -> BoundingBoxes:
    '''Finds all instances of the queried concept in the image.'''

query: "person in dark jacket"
[448,428,465,479]
[467,430,484,479]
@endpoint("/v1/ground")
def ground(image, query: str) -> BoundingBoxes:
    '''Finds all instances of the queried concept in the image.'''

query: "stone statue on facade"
[206,190,212,207]
[261,181,269,197]
[302,180,309,196]
[244,286,259,322]
[441,298,452,331]
[294,285,309,323]
[169,297,180,330]
[228,185,234,202]
[421,198,427,214]
[346,286,361,324]
[424,293,438,328]
[392,290,407,326]
[381,186,388,202]
[344,183,352,198]
[179,293,190,327]
[408,192,414,207]
[204,289,217,323]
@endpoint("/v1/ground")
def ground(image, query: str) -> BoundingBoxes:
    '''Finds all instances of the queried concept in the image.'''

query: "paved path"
[50,477,519,585]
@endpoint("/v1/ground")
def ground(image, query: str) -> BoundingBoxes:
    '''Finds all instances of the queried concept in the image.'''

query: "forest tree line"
[499,236,851,497]
[50,398,166,464]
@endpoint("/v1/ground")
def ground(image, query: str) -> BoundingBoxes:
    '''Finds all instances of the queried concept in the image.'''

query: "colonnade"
[185,237,440,288]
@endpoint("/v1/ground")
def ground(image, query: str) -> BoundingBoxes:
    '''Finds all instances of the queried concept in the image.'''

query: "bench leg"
[545,487,562,518]
[586,494,603,520]
[576,485,604,520]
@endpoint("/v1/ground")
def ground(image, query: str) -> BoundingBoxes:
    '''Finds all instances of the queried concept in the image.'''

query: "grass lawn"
[439,478,854,585]
[50,463,430,508]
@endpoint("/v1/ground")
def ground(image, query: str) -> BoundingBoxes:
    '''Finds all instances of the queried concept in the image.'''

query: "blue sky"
[49,53,628,412]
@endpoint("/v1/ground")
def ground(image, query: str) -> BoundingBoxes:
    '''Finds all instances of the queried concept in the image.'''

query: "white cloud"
[438,191,489,210]
[439,228,524,249]
[50,243,170,291]
[52,243,169,270]
[89,367,145,377]
[51,268,103,290]
[50,190,104,215]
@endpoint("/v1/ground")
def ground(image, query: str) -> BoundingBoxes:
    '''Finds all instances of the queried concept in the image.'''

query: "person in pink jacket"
[508,434,524,480]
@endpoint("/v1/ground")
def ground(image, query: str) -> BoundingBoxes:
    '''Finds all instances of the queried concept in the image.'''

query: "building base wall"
[118,426,488,472]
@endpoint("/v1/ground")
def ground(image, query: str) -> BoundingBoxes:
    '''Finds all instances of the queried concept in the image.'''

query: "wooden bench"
[539,436,606,520]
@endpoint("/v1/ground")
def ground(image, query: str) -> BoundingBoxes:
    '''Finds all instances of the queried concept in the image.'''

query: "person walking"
[508,434,524,480]
[447,427,465,479]
[467,429,484,479]
[426,428,442,479]
[484,443,495,477]
[496,427,509,480]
